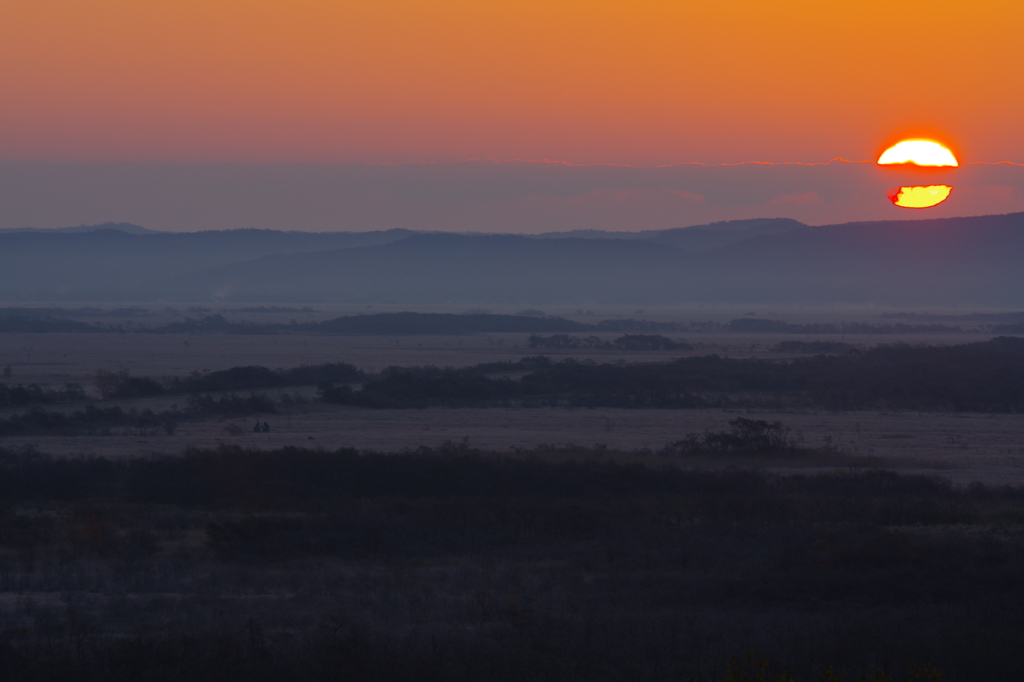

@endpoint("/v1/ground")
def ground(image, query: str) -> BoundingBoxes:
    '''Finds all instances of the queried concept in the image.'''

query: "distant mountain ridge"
[1,213,1023,306]
[7,217,805,245]
[0,222,159,235]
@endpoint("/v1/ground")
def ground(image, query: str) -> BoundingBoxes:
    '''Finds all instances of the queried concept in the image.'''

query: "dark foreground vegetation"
[0,445,1020,681]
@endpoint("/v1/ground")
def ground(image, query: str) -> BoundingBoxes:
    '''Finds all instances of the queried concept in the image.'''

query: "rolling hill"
[1,213,1022,306]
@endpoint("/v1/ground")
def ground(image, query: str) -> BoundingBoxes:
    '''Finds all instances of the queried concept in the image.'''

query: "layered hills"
[1,213,1022,306]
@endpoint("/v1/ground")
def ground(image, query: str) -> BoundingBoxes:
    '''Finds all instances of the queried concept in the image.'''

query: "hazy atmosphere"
[2,2,1024,681]
[3,160,1024,232]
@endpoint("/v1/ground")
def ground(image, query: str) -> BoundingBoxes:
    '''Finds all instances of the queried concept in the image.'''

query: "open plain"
[2,321,1023,485]
[4,405,1024,484]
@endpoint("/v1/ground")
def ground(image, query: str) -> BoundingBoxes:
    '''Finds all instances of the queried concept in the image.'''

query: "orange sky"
[2,0,1023,164]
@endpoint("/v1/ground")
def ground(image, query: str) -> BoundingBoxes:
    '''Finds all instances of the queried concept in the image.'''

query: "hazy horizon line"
[8,209,1024,236]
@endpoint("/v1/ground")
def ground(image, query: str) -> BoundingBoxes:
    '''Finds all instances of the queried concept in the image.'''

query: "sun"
[877,140,958,167]
[886,185,953,209]
[878,137,958,208]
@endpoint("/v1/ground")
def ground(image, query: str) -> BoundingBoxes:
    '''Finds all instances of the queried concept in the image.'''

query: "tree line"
[320,337,1024,412]
[0,393,284,438]
[92,363,364,400]
[5,338,1024,422]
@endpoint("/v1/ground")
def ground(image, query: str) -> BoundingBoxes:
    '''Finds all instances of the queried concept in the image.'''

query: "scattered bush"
[667,417,796,456]
[95,369,165,399]
[771,340,855,354]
